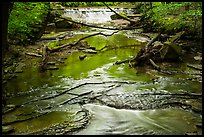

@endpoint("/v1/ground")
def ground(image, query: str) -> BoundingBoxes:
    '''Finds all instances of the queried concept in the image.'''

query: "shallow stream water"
[2,7,202,135]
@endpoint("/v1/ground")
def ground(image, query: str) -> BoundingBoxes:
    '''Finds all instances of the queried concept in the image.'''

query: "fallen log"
[47,31,119,53]
[25,52,42,57]
[103,2,137,23]
[133,31,185,67]
[114,58,134,65]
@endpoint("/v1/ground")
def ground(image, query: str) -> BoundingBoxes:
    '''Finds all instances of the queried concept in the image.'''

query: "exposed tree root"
[145,32,161,52]
[25,52,42,57]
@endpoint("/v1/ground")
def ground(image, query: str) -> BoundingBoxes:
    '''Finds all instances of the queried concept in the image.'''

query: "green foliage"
[143,2,202,36]
[60,2,118,7]
[8,2,50,45]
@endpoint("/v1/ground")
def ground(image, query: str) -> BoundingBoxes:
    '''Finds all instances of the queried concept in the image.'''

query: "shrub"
[8,2,50,45]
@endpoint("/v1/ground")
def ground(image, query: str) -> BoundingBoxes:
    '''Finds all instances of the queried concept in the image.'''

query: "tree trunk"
[2,2,10,56]
[2,2,13,107]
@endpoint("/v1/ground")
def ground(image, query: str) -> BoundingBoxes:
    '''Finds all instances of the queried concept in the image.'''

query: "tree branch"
[47,31,119,53]
[103,2,137,23]
[145,32,161,52]
[25,52,42,57]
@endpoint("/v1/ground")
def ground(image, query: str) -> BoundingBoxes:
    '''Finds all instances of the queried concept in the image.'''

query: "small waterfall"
[63,7,135,24]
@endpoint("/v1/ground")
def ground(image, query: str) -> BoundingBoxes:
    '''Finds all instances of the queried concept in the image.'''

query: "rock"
[47,67,59,70]
[4,68,9,73]
[2,125,14,133]
[79,55,87,60]
[78,47,86,50]
[88,46,96,50]
[153,41,163,47]
[110,19,130,28]
[127,14,143,18]
[55,19,73,28]
[135,35,150,43]
[196,123,202,128]
[6,104,16,108]
[185,131,198,135]
[194,56,202,61]
[82,49,97,54]
[46,23,56,30]
[50,10,61,18]
[47,62,56,65]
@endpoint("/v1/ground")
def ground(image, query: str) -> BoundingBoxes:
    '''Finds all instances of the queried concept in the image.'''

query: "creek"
[2,7,202,135]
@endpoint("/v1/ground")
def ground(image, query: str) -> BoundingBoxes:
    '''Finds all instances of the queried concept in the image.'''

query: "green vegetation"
[7,2,202,46]
[60,2,119,7]
[137,2,202,36]
[8,2,50,45]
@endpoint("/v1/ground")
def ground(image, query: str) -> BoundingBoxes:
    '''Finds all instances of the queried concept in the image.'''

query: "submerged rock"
[79,55,87,60]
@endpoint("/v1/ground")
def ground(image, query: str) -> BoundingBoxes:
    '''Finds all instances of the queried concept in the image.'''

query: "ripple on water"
[75,104,201,135]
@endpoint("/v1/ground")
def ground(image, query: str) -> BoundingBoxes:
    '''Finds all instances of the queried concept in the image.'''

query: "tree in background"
[132,2,202,37]
[2,2,13,56]
[142,2,202,36]
[8,2,50,45]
